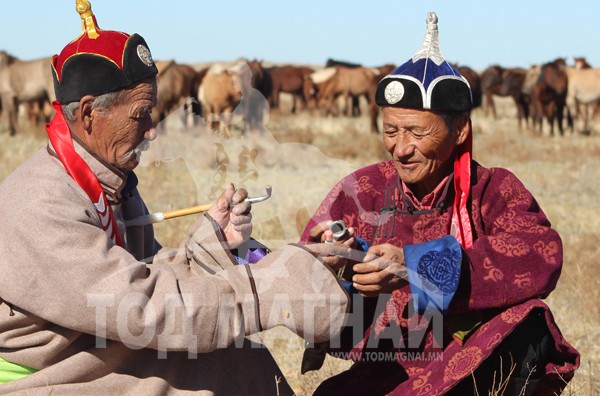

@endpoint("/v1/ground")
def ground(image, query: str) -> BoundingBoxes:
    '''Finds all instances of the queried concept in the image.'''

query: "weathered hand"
[352,243,408,297]
[207,183,252,249]
[301,243,364,272]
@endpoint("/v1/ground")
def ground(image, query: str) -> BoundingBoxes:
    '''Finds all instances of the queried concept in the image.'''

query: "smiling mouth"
[397,161,419,174]
[399,161,418,168]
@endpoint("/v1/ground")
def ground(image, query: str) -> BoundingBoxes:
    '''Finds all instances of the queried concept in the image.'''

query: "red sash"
[451,120,473,249]
[45,101,122,247]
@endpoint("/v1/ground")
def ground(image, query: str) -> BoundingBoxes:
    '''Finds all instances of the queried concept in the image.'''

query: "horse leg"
[352,96,360,117]
[291,95,297,114]
[565,105,574,135]
[485,94,497,118]
[342,92,350,117]
[557,104,565,136]
[369,101,379,133]
[534,98,544,134]
[546,103,555,136]
[593,101,600,119]
[206,104,219,132]
[515,94,528,130]
[522,95,530,128]
[7,96,18,136]
[299,92,308,112]
[272,87,279,110]
[583,104,590,135]
[514,95,523,129]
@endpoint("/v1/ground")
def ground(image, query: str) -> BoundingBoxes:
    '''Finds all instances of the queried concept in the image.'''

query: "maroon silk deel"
[301,160,579,395]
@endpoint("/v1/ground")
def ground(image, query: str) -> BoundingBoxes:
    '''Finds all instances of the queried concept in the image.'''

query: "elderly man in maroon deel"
[0,1,350,394]
[301,12,579,396]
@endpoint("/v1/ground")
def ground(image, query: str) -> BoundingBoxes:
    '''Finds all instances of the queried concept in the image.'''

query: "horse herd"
[1,50,599,136]
[481,57,600,136]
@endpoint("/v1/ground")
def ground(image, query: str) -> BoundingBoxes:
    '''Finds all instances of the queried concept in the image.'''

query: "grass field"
[1,96,598,395]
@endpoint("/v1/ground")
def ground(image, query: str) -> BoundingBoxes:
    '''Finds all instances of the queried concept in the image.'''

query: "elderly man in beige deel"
[0,2,349,394]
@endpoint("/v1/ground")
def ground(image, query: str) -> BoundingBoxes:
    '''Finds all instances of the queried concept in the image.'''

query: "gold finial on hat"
[76,0,99,39]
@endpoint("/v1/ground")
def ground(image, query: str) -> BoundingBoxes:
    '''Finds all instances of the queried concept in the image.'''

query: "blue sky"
[0,1,598,70]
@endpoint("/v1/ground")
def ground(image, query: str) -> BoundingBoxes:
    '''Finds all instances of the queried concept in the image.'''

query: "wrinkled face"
[91,79,158,172]
[382,107,458,198]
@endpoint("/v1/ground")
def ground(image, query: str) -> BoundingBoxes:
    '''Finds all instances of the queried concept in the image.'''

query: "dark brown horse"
[481,65,504,117]
[501,68,531,128]
[453,64,482,110]
[532,58,571,136]
[247,60,272,100]
[325,58,362,69]
[481,65,531,128]
[268,65,314,113]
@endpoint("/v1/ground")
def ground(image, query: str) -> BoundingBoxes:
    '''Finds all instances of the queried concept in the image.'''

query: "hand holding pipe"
[124,186,272,227]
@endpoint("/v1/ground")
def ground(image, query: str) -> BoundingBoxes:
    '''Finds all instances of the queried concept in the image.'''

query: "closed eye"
[132,107,152,119]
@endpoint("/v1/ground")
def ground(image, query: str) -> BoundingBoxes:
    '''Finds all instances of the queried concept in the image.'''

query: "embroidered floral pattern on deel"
[486,332,503,350]
[500,305,530,324]
[413,215,449,244]
[482,257,504,282]
[443,346,483,381]
[378,161,398,179]
[356,175,375,194]
[489,233,530,257]
[498,173,531,208]
[417,248,461,293]
[513,272,537,297]
[412,370,433,395]
[533,240,560,265]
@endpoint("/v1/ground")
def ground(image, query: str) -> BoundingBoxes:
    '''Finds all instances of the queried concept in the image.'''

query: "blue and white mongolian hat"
[376,12,472,112]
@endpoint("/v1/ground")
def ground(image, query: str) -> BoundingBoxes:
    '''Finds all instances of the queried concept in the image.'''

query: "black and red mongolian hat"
[51,0,158,104]
[376,12,472,112]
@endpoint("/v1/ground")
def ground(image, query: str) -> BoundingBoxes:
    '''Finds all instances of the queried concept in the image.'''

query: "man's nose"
[393,135,415,159]
[144,127,157,141]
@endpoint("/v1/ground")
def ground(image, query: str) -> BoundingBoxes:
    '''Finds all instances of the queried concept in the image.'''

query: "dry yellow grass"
[0,96,598,395]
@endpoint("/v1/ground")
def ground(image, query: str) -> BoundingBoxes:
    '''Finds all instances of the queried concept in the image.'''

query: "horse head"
[247,60,264,89]
[0,51,18,68]
[539,60,568,96]
[574,57,591,70]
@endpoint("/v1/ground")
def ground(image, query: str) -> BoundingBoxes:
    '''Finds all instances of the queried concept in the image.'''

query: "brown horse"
[199,68,240,133]
[153,61,201,129]
[481,65,531,128]
[317,66,379,118]
[324,59,364,115]
[481,65,503,117]
[199,61,270,134]
[453,64,482,110]
[532,58,571,136]
[501,68,531,128]
[268,65,314,113]
[0,53,54,135]
[574,57,592,70]
[247,60,272,101]
[368,64,396,133]
[302,67,336,111]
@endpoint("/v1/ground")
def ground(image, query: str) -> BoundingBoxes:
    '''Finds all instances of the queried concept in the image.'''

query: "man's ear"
[78,95,95,132]
[455,113,471,146]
